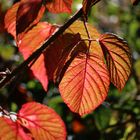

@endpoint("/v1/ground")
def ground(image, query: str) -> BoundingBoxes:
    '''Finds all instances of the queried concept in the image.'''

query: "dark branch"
[0,8,83,88]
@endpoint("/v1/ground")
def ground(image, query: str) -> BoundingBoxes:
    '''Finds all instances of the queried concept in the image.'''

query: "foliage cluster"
[0,0,140,139]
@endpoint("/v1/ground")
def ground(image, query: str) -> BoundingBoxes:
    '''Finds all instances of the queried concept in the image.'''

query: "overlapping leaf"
[46,0,72,13]
[99,33,132,90]
[16,0,45,40]
[45,33,81,81]
[0,117,32,140]
[18,20,81,90]
[5,2,20,40]
[18,22,56,91]
[4,0,45,41]
[18,102,66,140]
[59,53,110,116]
[59,21,110,116]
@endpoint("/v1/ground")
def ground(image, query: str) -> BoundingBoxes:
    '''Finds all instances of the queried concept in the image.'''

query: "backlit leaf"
[0,117,31,140]
[18,102,66,140]
[19,22,56,91]
[17,0,45,40]
[59,53,109,116]
[99,33,132,90]
[4,0,45,41]
[65,21,100,45]
[4,2,20,40]
[46,33,82,81]
[59,21,110,116]
[18,21,80,90]
[46,0,72,13]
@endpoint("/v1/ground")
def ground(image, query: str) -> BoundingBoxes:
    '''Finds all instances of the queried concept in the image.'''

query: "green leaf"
[94,106,111,130]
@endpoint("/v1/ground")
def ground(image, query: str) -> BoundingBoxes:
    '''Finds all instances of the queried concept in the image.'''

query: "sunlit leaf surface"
[19,22,56,90]
[59,21,110,116]
[5,0,45,41]
[60,53,109,116]
[18,102,66,140]
[99,33,132,90]
[0,117,31,140]
[46,0,72,13]
[4,2,20,40]
[16,0,45,40]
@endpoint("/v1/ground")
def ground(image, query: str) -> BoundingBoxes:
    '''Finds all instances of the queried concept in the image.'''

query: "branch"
[0,8,83,88]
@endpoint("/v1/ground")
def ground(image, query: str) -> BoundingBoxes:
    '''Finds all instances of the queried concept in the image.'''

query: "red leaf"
[45,33,81,81]
[4,2,20,40]
[59,21,110,116]
[16,0,45,40]
[99,33,132,90]
[59,53,109,116]
[19,22,56,91]
[18,102,66,140]
[46,0,72,13]
[4,0,45,41]
[0,117,32,140]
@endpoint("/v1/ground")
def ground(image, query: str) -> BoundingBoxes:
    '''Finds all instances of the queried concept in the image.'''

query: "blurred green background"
[0,0,140,140]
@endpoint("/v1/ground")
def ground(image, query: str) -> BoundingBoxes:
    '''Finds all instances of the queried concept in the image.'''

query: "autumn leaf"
[5,2,20,40]
[0,117,32,140]
[59,53,109,116]
[18,22,56,91]
[99,33,132,90]
[59,21,110,116]
[18,21,81,90]
[45,0,72,13]
[16,0,45,40]
[46,33,82,81]
[4,0,45,41]
[18,102,66,140]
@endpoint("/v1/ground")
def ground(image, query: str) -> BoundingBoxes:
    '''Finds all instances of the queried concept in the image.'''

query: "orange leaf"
[17,0,45,40]
[46,0,72,14]
[59,53,109,116]
[4,0,45,41]
[4,2,20,40]
[0,117,32,140]
[49,21,100,83]
[18,102,66,140]
[58,21,110,116]
[99,33,132,90]
[19,22,56,91]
